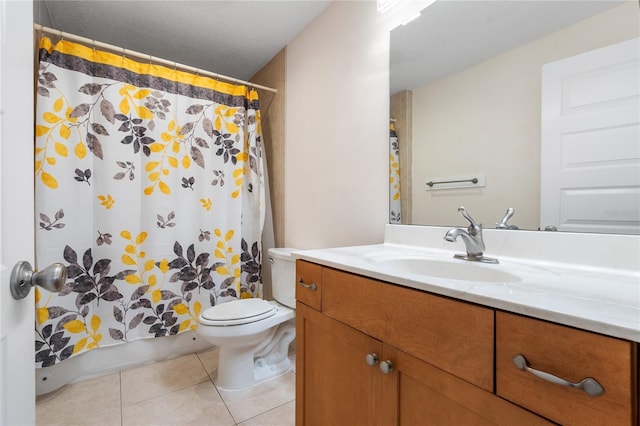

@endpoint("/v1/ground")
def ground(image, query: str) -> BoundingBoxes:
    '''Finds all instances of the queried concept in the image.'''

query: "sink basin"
[370,257,522,283]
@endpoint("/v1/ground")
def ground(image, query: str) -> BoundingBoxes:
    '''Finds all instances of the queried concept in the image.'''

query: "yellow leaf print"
[144,186,155,195]
[119,98,130,115]
[152,290,162,303]
[133,89,151,99]
[214,249,225,259]
[148,274,157,286]
[145,161,160,172]
[161,132,173,142]
[178,320,191,333]
[168,156,178,168]
[35,125,50,137]
[236,152,248,161]
[72,337,88,355]
[122,254,137,265]
[150,142,165,152]
[53,97,64,112]
[217,266,230,275]
[225,122,239,133]
[43,112,61,124]
[74,142,87,159]
[159,259,170,274]
[168,120,176,132]
[231,254,240,265]
[148,172,159,181]
[215,116,222,130]
[144,259,155,272]
[41,172,59,189]
[125,244,136,254]
[200,198,212,211]
[158,181,171,195]
[54,142,68,157]
[225,230,234,241]
[136,232,148,245]
[231,190,240,199]
[172,142,180,153]
[240,292,253,299]
[98,194,115,209]
[121,230,132,240]
[194,301,202,317]
[35,287,41,304]
[46,157,56,165]
[87,342,97,350]
[125,274,142,284]
[63,319,86,334]
[173,303,189,315]
[59,124,71,140]
[91,315,101,333]
[233,169,243,178]
[182,155,191,169]
[36,307,49,324]
[135,106,153,119]
[214,229,222,237]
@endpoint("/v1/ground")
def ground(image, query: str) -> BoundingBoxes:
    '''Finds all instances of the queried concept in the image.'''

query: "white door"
[0,0,36,425]
[540,37,640,234]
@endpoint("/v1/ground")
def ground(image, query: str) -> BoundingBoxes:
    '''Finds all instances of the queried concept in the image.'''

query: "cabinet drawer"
[322,267,494,392]
[295,260,322,311]
[496,311,638,426]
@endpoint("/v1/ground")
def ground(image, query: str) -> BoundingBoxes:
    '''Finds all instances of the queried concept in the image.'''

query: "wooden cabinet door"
[296,302,382,426]
[379,344,554,426]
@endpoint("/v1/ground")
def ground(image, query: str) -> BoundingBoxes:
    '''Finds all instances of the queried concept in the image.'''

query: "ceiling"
[390,0,627,94]
[36,0,331,81]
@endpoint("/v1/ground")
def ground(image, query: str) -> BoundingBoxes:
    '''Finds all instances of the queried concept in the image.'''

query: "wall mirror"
[389,0,639,234]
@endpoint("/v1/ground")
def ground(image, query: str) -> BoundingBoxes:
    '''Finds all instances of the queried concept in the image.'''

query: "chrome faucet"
[444,207,498,264]
[496,208,519,230]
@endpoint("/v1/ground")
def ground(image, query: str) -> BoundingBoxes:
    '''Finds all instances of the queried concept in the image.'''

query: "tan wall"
[251,48,286,249]
[284,1,391,249]
[410,3,639,229]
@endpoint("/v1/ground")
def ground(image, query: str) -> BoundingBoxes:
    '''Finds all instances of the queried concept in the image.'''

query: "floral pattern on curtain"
[34,37,265,367]
[389,121,401,223]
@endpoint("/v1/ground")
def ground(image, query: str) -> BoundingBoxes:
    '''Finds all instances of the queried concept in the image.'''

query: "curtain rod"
[34,24,278,94]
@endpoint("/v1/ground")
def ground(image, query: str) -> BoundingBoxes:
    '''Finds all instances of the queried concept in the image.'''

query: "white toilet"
[197,248,297,390]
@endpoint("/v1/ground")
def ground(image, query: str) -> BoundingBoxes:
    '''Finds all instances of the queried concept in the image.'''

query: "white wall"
[285,1,391,249]
[410,2,639,229]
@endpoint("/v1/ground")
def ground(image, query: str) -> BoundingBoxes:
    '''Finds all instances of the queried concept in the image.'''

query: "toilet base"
[215,320,295,391]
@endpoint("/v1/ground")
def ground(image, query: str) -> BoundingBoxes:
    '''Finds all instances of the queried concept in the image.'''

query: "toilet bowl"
[197,248,297,390]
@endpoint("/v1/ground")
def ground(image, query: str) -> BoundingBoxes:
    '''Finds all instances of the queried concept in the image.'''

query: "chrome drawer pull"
[297,279,317,291]
[512,354,604,397]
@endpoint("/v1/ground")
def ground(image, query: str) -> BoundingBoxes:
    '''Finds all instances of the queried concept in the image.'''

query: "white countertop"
[292,235,640,342]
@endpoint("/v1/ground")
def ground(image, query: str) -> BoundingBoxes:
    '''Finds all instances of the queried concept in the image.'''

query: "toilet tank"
[267,248,297,309]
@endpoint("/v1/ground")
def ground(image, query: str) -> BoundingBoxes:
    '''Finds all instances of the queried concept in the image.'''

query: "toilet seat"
[200,298,276,326]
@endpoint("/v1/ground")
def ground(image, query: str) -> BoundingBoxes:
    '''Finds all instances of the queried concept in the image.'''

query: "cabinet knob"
[512,354,604,397]
[297,279,317,291]
[365,353,379,366]
[380,360,394,374]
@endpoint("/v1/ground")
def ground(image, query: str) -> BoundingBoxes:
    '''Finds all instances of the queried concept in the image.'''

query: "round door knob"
[380,360,394,374]
[365,353,379,366]
[10,261,67,300]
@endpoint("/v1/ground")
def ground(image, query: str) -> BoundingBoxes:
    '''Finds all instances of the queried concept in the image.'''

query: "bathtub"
[36,331,212,395]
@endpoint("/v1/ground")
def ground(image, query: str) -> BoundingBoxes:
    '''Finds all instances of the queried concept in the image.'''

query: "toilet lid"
[201,298,276,326]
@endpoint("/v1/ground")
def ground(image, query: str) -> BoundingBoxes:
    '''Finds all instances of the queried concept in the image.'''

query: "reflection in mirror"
[389,1,639,234]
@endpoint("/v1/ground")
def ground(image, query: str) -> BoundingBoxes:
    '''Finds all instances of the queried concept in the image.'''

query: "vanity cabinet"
[295,260,553,425]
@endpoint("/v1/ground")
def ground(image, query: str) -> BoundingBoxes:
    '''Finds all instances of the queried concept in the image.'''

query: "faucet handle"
[496,208,515,229]
[458,207,480,229]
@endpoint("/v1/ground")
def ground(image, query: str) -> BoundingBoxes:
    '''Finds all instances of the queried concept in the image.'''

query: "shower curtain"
[389,121,401,223]
[34,36,265,367]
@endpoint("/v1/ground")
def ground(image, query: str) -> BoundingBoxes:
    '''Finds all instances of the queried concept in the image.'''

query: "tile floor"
[36,347,296,426]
